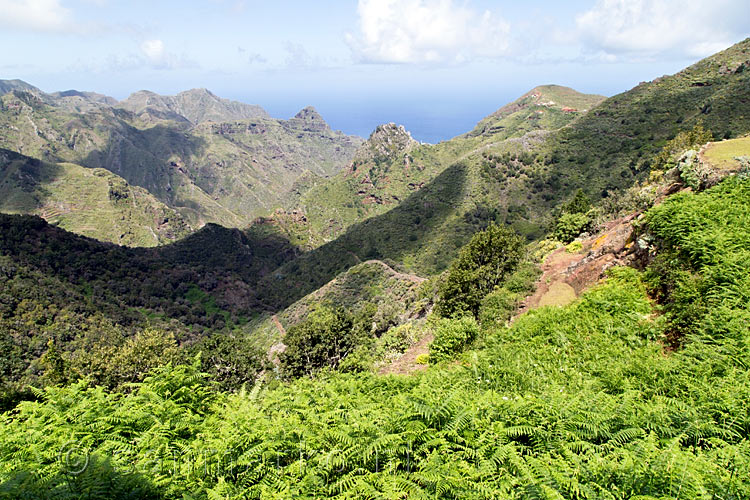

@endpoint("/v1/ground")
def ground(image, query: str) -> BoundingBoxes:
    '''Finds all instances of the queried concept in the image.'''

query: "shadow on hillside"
[81,121,208,204]
[255,162,470,309]
[0,148,67,214]
[0,212,299,333]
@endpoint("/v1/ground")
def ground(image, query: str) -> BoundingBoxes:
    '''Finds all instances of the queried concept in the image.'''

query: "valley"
[1,37,750,500]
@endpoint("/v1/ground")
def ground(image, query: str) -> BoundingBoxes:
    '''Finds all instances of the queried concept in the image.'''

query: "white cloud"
[140,39,165,63]
[347,0,511,64]
[0,0,74,32]
[576,0,748,60]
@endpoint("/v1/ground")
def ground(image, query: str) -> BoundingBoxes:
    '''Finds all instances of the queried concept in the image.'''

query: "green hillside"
[0,148,191,246]
[117,88,269,124]
[3,173,750,498]
[274,86,603,248]
[466,84,605,138]
[0,84,362,229]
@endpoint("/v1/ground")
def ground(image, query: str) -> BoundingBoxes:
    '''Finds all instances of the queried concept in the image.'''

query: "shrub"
[415,353,429,364]
[429,316,480,363]
[566,240,583,253]
[554,212,591,243]
[436,224,524,318]
[280,305,364,378]
[478,288,519,327]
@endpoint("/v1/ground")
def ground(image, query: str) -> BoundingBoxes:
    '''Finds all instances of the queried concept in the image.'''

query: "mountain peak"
[0,79,41,95]
[294,106,323,121]
[466,85,606,139]
[177,88,217,99]
[119,88,268,124]
[355,123,416,165]
[289,106,330,132]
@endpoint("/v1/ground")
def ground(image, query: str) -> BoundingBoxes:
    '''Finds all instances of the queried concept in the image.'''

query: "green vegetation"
[650,122,713,172]
[429,315,480,363]
[2,41,750,499]
[702,135,750,170]
[4,171,750,497]
[436,224,525,318]
[644,175,750,346]
[0,149,191,246]
[467,85,605,139]
[0,85,362,230]
[279,305,368,378]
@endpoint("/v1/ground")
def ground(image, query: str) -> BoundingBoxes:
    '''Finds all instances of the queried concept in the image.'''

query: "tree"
[436,224,525,318]
[280,305,362,379]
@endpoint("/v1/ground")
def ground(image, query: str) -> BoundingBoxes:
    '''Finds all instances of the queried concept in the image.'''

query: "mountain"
[0,148,191,246]
[265,86,604,249]
[466,84,605,139]
[118,88,269,124]
[0,79,40,95]
[3,40,750,500]
[0,83,363,231]
[272,39,750,254]
[536,38,750,198]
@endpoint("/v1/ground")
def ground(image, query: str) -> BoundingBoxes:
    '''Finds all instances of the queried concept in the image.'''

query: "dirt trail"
[378,333,434,376]
[515,212,641,319]
[271,314,286,336]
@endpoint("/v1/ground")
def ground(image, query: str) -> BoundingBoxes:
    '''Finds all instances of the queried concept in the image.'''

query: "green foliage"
[4,258,750,499]
[280,305,367,379]
[415,353,429,364]
[562,188,592,215]
[429,316,481,363]
[551,189,594,243]
[436,224,525,318]
[190,333,267,391]
[651,122,713,172]
[565,240,583,253]
[644,175,750,346]
[554,212,591,243]
[478,288,519,327]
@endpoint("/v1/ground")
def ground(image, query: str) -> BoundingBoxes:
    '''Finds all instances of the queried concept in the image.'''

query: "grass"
[701,136,750,170]
[537,281,577,307]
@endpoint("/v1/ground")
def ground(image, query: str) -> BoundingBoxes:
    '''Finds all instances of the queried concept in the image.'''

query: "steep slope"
[0,148,191,246]
[0,86,362,229]
[536,38,750,199]
[249,40,750,309]
[263,87,603,248]
[4,174,750,498]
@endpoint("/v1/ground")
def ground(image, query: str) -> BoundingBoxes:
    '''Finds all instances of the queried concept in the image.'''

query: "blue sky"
[1,0,748,141]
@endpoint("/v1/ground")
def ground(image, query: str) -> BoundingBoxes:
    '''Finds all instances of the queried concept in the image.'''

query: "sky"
[1,0,748,142]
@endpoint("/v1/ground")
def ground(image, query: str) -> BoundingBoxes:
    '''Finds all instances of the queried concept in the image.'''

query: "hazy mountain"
[0,79,40,95]
[118,88,269,125]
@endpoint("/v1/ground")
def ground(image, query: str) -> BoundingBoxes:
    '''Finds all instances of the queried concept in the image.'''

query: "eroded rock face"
[516,213,646,317]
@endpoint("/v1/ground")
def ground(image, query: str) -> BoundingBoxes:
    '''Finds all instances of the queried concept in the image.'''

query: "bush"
[280,305,365,379]
[566,241,583,253]
[436,224,524,318]
[478,288,519,327]
[554,212,591,243]
[429,316,480,363]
